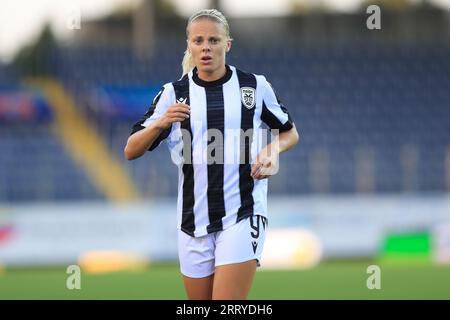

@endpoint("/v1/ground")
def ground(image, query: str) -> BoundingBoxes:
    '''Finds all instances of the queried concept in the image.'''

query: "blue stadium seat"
[6,42,447,198]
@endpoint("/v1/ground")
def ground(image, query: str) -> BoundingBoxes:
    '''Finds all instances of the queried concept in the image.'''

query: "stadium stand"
[50,42,450,197]
[2,40,449,201]
[0,75,104,202]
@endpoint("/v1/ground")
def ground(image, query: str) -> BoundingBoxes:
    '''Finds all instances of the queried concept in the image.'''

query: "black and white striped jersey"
[131,65,294,237]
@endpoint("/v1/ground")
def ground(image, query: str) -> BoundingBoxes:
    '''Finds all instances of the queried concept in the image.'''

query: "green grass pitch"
[0,261,449,299]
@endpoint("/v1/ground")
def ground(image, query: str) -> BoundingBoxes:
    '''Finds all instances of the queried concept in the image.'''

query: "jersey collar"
[192,65,233,87]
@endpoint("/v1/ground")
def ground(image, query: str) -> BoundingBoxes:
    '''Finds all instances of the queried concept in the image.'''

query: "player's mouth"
[200,56,212,64]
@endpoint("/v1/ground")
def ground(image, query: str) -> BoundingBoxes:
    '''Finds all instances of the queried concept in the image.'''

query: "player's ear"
[226,40,232,52]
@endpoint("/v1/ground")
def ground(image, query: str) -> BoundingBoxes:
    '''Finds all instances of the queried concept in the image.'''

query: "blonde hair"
[182,9,232,75]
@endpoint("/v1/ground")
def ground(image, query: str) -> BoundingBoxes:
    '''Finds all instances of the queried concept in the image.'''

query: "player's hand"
[158,103,191,129]
[251,146,279,180]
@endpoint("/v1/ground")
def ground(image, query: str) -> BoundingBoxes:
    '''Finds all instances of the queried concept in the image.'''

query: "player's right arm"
[124,103,190,160]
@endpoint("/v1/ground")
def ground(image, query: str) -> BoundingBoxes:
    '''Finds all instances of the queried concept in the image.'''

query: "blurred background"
[0,0,450,299]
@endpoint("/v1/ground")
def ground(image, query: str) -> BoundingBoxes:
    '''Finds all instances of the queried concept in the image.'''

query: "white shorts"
[178,215,267,278]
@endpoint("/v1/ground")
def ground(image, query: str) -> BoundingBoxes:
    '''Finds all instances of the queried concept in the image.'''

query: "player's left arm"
[251,124,299,180]
[251,77,300,180]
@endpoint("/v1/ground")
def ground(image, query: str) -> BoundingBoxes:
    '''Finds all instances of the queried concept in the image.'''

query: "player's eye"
[210,38,219,44]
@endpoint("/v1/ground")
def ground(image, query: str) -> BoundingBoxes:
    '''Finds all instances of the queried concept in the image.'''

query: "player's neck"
[197,65,226,82]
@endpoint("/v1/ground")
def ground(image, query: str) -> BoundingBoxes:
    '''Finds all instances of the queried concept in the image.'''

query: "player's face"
[187,19,231,81]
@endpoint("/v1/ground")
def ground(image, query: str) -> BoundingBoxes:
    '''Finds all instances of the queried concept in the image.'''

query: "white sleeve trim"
[142,83,176,128]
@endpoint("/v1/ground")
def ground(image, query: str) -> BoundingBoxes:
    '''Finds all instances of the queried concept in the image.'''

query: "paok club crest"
[241,87,256,109]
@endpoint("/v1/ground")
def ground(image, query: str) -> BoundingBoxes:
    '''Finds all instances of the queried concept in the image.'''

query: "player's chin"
[197,64,214,73]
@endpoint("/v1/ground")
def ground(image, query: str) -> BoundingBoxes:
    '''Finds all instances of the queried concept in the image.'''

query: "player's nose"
[202,44,211,52]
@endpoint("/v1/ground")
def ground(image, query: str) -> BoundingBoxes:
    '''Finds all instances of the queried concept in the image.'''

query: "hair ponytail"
[182,49,195,76]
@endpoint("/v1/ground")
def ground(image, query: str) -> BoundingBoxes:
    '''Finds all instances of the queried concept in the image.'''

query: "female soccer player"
[124,9,299,300]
